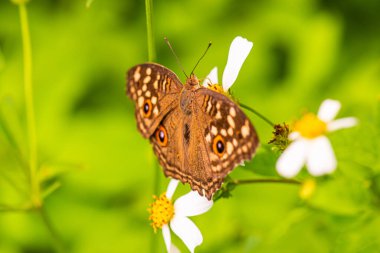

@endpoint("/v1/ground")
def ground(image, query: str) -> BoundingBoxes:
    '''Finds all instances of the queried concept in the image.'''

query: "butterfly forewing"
[127,63,182,138]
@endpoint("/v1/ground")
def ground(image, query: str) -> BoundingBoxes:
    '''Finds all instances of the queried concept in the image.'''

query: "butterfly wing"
[149,106,185,180]
[149,104,217,199]
[128,64,259,200]
[189,87,260,199]
[126,63,183,138]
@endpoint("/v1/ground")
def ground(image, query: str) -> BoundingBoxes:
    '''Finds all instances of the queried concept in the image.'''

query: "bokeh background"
[0,0,380,252]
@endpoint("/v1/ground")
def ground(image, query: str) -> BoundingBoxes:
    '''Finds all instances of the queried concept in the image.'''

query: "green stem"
[239,102,275,127]
[0,203,32,212]
[15,3,64,252]
[232,178,301,185]
[145,0,156,61]
[18,2,40,207]
[39,207,65,253]
[145,1,157,252]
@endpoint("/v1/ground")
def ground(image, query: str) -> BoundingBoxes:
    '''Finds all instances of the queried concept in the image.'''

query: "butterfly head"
[185,74,200,89]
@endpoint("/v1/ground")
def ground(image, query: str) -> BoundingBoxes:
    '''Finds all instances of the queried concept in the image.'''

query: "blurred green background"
[0,0,380,252]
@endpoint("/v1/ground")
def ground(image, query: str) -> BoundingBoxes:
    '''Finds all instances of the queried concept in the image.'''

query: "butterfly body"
[127,63,259,199]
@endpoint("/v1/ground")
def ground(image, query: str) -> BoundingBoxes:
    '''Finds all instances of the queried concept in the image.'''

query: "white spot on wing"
[212,165,222,172]
[133,67,141,82]
[241,121,250,138]
[206,100,212,113]
[227,142,233,154]
[227,115,235,128]
[205,134,211,143]
[215,111,222,119]
[153,106,159,115]
[153,80,158,89]
[230,107,236,117]
[211,126,218,135]
[143,75,151,84]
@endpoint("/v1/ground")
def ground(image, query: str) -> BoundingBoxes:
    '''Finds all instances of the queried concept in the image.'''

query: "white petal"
[203,67,218,87]
[162,224,171,253]
[166,179,179,200]
[289,131,300,141]
[222,36,253,91]
[317,99,341,122]
[327,117,358,132]
[174,191,213,217]
[170,216,202,253]
[276,139,309,178]
[306,136,337,176]
[170,244,181,253]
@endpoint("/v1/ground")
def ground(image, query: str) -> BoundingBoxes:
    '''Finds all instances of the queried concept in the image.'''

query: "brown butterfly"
[126,63,259,199]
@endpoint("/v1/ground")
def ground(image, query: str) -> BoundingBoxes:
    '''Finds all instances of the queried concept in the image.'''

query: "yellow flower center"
[207,83,230,96]
[299,179,316,200]
[148,193,174,232]
[293,113,327,139]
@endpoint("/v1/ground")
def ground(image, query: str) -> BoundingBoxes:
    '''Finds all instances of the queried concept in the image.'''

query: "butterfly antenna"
[164,37,188,78]
[190,41,212,75]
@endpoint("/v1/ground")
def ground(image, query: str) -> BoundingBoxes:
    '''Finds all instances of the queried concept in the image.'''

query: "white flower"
[148,179,213,253]
[276,99,358,178]
[203,36,253,91]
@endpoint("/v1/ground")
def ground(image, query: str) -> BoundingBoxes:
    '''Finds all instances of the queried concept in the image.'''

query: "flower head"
[148,179,213,253]
[268,123,291,151]
[276,99,357,178]
[203,36,253,92]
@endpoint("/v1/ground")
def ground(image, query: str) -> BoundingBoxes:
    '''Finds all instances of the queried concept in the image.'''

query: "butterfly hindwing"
[149,106,184,180]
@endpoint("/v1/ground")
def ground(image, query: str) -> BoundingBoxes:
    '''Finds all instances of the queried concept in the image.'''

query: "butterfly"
[126,63,259,200]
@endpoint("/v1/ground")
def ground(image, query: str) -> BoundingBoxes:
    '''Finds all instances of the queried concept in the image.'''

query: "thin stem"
[0,203,32,212]
[239,102,275,127]
[15,3,64,253]
[232,178,301,185]
[145,1,157,252]
[18,2,40,207]
[39,207,65,253]
[145,0,156,61]
[41,181,61,200]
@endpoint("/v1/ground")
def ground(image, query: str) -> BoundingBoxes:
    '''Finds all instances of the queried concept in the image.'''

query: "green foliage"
[0,0,379,252]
